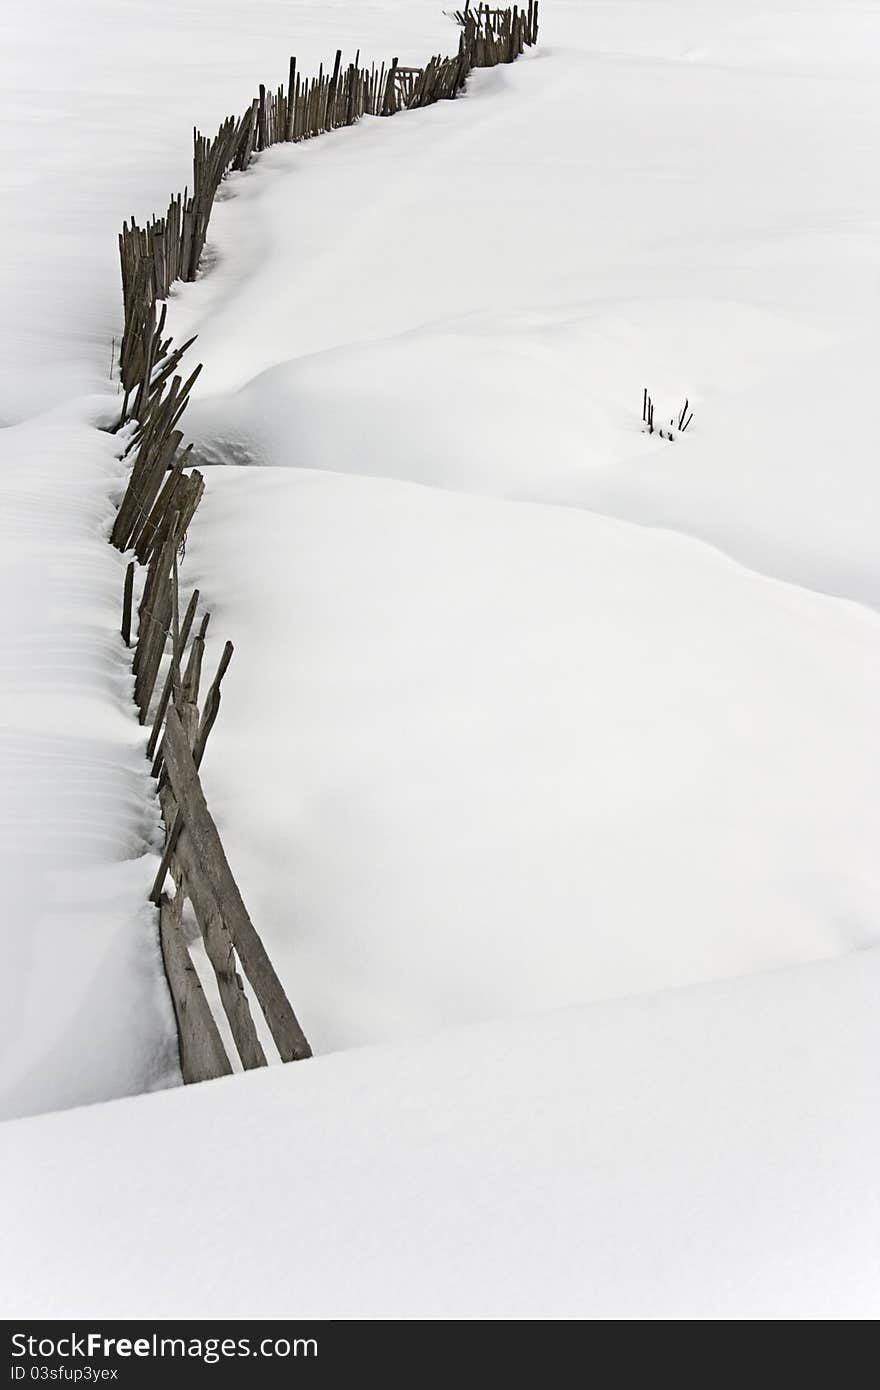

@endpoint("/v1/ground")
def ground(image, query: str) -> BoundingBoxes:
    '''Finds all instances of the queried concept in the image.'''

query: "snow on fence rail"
[108,3,539,1085]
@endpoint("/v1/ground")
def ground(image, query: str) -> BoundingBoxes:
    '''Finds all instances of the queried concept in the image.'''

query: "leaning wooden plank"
[133,445,189,564]
[123,370,181,465]
[149,631,224,871]
[147,334,198,403]
[178,687,200,752]
[111,392,181,549]
[173,607,209,758]
[142,467,204,574]
[127,298,158,417]
[235,98,260,172]
[382,58,399,116]
[125,430,187,558]
[182,611,209,708]
[166,362,204,437]
[192,640,233,771]
[133,521,180,720]
[133,576,172,722]
[161,786,268,1071]
[134,513,178,659]
[160,706,312,1062]
[169,553,184,711]
[171,469,206,545]
[158,893,233,1084]
[147,590,201,765]
[181,849,269,1070]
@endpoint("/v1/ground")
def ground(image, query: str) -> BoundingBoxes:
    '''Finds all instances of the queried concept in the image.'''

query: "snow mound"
[179,465,880,1053]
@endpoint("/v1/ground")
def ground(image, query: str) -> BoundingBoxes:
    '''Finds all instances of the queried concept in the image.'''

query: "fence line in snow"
[108,4,539,1085]
[119,523,313,1081]
[116,3,538,397]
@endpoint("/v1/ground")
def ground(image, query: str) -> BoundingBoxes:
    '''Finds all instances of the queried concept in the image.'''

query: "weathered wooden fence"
[157,700,312,1081]
[110,5,539,1085]
[120,512,313,1081]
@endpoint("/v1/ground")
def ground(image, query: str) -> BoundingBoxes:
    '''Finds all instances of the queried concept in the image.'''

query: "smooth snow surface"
[181,466,880,1051]
[0,404,178,1119]
[2,948,879,1319]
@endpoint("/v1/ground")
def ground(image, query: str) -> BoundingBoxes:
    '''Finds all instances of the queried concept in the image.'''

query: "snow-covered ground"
[178,467,880,1052]
[0,403,178,1119]
[3,947,879,1319]
[2,0,879,1319]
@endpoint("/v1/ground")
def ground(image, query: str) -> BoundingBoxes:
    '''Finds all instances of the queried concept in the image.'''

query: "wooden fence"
[121,515,313,1081]
[110,5,539,1085]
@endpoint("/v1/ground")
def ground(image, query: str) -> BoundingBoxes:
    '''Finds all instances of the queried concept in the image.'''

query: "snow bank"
[2,946,878,1319]
[182,309,880,606]
[179,465,880,1053]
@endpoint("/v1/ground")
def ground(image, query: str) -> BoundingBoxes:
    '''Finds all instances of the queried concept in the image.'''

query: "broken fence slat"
[133,516,180,720]
[147,589,200,765]
[192,639,233,771]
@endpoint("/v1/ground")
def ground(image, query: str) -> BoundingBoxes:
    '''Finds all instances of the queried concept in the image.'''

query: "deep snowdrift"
[182,465,880,1053]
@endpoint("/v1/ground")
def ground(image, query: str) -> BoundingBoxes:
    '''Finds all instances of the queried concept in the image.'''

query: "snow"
[2,946,879,1319]
[2,0,880,1320]
[171,9,880,606]
[162,0,880,1049]
[0,401,178,1120]
[179,466,880,1052]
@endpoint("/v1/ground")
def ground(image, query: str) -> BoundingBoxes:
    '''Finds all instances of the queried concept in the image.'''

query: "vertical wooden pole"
[122,561,135,648]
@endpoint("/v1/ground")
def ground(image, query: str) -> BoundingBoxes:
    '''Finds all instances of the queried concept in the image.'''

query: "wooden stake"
[121,561,135,648]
